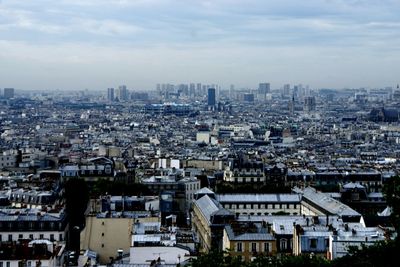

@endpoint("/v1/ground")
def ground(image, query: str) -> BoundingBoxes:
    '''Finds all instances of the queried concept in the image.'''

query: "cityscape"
[0,83,399,266]
[1,0,400,267]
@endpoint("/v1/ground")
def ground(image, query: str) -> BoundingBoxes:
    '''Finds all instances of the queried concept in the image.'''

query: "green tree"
[383,176,400,239]
[64,178,89,252]
[65,178,89,228]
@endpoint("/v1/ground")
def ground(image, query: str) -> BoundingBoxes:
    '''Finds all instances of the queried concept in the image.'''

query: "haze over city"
[1,0,399,90]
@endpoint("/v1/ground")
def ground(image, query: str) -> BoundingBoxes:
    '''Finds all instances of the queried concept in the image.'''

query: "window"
[0,235,2,242]
[251,242,257,252]
[50,234,54,241]
[237,242,242,252]
[102,233,104,237]
[18,234,23,239]
[6,262,10,267]
[8,234,12,241]
[101,244,105,248]
[264,242,270,252]
[0,262,3,267]
[280,239,287,250]
[310,239,317,249]
[39,234,44,239]
[59,234,63,241]
[29,234,34,240]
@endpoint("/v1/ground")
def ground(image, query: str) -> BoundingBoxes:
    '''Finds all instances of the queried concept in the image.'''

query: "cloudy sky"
[0,0,399,91]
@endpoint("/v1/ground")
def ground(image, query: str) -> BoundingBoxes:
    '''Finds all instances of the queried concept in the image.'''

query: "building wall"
[0,155,16,169]
[223,169,266,184]
[191,205,211,252]
[299,235,329,254]
[0,259,54,267]
[184,180,201,209]
[0,231,64,242]
[196,132,210,144]
[80,216,133,264]
[222,230,277,262]
[300,201,324,216]
[184,160,224,171]
[221,203,300,216]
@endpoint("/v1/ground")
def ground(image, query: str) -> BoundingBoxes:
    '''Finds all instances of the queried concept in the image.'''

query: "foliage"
[64,178,89,252]
[332,241,398,267]
[190,242,399,267]
[190,250,243,267]
[383,176,400,238]
[91,179,152,197]
[314,184,340,193]
[64,178,89,228]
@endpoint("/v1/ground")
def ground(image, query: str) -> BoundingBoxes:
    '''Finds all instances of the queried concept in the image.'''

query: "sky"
[0,0,399,91]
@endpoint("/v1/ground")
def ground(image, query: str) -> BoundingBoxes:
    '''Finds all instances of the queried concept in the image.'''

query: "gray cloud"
[0,0,399,90]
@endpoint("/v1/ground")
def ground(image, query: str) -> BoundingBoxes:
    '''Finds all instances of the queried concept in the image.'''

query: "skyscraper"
[283,84,290,96]
[196,83,202,96]
[207,88,216,107]
[118,85,128,101]
[189,83,195,98]
[258,83,270,95]
[304,96,316,112]
[3,88,14,99]
[107,88,114,102]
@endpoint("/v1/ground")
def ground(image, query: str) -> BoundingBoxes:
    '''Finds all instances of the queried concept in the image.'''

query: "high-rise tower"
[207,88,216,107]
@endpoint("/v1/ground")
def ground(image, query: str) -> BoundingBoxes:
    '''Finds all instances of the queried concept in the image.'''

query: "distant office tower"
[207,88,216,106]
[243,93,254,102]
[3,88,14,99]
[107,88,114,102]
[196,83,202,96]
[230,84,235,99]
[118,85,128,101]
[178,84,188,96]
[288,94,295,115]
[189,83,195,97]
[283,84,290,96]
[258,83,270,95]
[293,85,299,99]
[304,96,316,112]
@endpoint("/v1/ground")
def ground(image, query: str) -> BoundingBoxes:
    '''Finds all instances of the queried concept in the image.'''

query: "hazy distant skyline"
[0,0,399,91]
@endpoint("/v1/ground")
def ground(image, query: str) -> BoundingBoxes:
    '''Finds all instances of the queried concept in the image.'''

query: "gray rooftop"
[194,195,220,224]
[216,193,301,203]
[225,224,275,241]
[299,187,361,217]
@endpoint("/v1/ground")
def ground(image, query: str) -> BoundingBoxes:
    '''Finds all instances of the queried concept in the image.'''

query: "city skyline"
[0,0,399,90]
